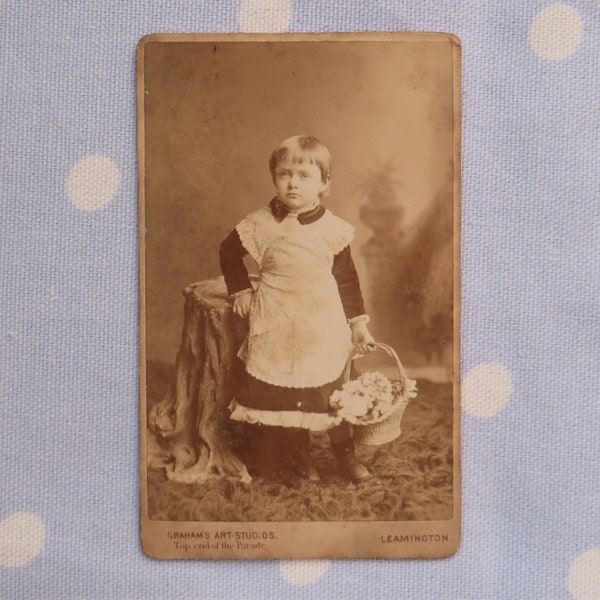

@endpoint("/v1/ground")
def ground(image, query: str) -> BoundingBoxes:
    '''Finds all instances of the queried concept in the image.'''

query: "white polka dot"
[239,0,292,33]
[66,155,121,211]
[568,549,600,600]
[279,559,330,586]
[0,512,45,568]
[462,363,513,418]
[529,4,584,61]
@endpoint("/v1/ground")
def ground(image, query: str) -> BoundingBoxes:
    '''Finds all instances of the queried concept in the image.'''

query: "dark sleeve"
[219,228,251,296]
[332,245,367,320]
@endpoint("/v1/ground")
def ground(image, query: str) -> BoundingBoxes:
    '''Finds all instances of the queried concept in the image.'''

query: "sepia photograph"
[138,32,461,559]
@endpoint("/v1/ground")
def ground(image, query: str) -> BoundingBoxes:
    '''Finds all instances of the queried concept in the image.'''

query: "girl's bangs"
[282,149,319,167]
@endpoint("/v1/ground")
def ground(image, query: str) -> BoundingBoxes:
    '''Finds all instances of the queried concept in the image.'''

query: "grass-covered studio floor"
[147,362,453,522]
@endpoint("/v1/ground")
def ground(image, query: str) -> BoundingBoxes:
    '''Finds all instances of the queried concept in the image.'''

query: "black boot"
[331,438,372,483]
[288,429,320,482]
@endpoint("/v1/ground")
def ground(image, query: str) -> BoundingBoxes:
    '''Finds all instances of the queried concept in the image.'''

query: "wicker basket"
[340,343,413,446]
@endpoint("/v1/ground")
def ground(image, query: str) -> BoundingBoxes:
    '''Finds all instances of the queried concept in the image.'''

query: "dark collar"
[269,197,326,225]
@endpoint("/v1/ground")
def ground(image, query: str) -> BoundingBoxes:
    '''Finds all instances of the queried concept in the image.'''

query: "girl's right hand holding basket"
[350,316,376,355]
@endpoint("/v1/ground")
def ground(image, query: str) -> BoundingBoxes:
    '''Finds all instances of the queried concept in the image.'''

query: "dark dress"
[219,199,368,428]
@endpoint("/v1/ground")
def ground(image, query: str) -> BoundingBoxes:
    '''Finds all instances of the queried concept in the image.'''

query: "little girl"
[220,135,375,483]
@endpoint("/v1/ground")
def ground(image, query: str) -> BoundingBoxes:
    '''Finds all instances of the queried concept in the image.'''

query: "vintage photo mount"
[138,32,461,559]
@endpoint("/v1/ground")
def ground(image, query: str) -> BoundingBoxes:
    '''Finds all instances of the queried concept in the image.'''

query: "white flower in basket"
[330,371,395,424]
[330,343,418,445]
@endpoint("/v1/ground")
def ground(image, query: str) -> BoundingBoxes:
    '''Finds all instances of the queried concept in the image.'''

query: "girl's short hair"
[269,135,332,185]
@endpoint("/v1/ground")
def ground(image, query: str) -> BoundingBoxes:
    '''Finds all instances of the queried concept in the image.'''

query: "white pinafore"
[235,205,355,389]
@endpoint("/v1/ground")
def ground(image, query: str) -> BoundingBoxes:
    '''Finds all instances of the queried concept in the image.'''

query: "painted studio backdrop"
[143,39,455,370]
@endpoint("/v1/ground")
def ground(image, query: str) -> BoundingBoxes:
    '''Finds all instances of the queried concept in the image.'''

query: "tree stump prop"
[147,277,252,483]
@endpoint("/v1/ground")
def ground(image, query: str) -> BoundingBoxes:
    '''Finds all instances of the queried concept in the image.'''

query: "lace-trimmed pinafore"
[235,206,355,389]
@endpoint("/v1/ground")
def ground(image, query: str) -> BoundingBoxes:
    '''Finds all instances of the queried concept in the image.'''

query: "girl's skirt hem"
[228,399,342,431]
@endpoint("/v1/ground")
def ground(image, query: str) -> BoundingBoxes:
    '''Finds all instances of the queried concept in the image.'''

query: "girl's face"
[273,156,329,212]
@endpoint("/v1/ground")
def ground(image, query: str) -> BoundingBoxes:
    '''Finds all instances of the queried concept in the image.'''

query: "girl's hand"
[351,319,376,355]
[232,292,253,318]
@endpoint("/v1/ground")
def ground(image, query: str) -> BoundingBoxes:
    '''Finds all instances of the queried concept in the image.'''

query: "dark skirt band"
[240,371,345,413]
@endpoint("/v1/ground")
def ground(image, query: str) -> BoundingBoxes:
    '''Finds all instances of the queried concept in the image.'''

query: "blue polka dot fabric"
[1,1,599,598]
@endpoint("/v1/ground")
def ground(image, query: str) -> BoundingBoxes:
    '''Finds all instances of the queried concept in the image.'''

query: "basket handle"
[342,342,407,384]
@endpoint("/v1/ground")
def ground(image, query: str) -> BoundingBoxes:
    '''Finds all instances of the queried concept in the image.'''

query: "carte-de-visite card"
[137,32,461,560]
